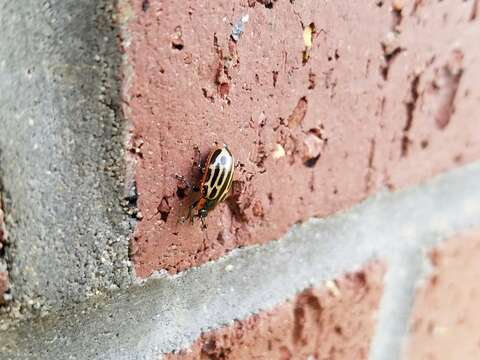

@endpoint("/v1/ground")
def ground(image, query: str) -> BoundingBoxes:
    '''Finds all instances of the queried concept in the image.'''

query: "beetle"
[182,144,234,227]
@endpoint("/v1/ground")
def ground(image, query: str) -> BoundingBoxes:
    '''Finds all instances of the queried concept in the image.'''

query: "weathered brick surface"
[165,262,384,359]
[403,230,480,360]
[121,0,480,277]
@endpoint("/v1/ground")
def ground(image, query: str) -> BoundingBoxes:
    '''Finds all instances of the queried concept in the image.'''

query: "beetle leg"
[187,204,195,224]
[200,216,207,230]
[190,199,201,225]
[178,200,196,224]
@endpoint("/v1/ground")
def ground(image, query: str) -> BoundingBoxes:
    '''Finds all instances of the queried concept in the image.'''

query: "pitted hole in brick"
[401,73,421,157]
[292,289,323,346]
[433,62,463,130]
[365,138,376,193]
[227,180,250,223]
[201,87,215,103]
[287,97,308,128]
[380,46,404,81]
[391,1,403,28]
[141,0,149,12]
[218,83,230,98]
[293,305,306,345]
[301,128,327,167]
[350,270,367,288]
[334,325,343,336]
[272,70,279,87]
[470,0,479,20]
[334,49,340,60]
[257,0,277,9]
[200,337,231,359]
[453,154,464,164]
[267,192,273,205]
[216,232,225,245]
[171,26,184,51]
[252,200,265,218]
[302,23,316,65]
[304,155,320,168]
[308,71,316,89]
[158,197,171,222]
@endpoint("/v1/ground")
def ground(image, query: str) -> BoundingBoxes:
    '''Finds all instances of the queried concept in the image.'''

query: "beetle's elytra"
[183,144,234,227]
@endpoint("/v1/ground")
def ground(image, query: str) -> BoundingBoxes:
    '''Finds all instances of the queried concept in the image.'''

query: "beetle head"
[198,208,208,219]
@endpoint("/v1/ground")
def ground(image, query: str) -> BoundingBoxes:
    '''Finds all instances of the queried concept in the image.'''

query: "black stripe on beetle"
[210,149,222,163]
[218,166,233,202]
[216,168,225,188]
[183,144,235,227]
[209,187,218,199]
[210,165,220,188]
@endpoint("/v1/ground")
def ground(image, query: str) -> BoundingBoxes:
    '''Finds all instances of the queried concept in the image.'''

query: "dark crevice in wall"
[401,74,421,157]
[0,173,12,308]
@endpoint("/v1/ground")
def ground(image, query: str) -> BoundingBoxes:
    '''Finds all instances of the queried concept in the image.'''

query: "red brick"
[403,230,480,360]
[166,262,385,359]
[120,0,480,276]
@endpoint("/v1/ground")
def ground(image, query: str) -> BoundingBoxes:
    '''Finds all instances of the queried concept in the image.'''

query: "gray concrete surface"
[0,162,478,359]
[0,0,133,315]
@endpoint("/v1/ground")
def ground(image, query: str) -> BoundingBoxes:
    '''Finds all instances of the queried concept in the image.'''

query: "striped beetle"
[182,144,234,227]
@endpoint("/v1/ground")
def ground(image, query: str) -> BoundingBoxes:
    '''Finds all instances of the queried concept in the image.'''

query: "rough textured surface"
[403,230,480,360]
[122,0,480,277]
[165,262,384,360]
[0,271,9,305]
[0,0,133,314]
[0,163,479,359]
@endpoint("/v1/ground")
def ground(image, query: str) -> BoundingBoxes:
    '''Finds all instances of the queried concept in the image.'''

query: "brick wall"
[0,0,480,359]
[404,231,480,360]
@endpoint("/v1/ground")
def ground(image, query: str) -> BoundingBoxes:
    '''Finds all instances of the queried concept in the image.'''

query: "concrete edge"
[0,161,479,359]
[0,0,135,316]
